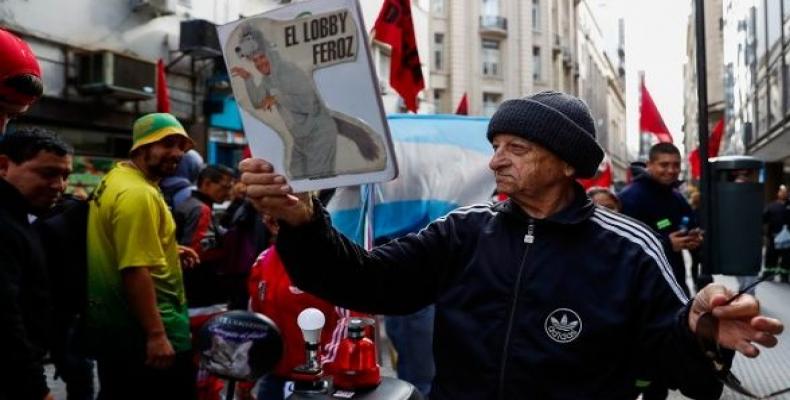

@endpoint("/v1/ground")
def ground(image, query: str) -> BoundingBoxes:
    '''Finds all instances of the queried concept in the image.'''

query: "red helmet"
[0,28,42,106]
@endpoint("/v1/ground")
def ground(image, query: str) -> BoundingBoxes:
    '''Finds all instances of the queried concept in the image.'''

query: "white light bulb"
[297,308,326,345]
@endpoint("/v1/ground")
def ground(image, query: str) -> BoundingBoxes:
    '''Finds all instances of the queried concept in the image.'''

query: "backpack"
[34,195,89,319]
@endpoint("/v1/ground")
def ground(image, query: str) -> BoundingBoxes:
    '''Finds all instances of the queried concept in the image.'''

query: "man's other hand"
[670,229,698,251]
[239,158,313,226]
[689,283,784,357]
[178,245,200,269]
[145,331,176,369]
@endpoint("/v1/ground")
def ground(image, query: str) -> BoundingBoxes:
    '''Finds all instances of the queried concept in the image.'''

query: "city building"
[577,0,628,182]
[721,0,789,190]
[427,0,578,116]
[426,0,627,182]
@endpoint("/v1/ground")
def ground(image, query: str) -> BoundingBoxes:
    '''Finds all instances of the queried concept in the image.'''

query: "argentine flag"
[328,114,496,243]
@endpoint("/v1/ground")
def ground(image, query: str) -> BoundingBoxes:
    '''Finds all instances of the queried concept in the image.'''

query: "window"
[532,0,540,31]
[434,89,445,113]
[768,61,782,126]
[432,0,445,15]
[482,0,499,17]
[533,46,541,81]
[483,93,501,117]
[377,50,391,89]
[433,33,445,71]
[756,78,768,137]
[482,39,501,77]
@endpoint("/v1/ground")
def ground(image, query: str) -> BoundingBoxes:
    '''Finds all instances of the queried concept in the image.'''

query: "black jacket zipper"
[497,219,535,400]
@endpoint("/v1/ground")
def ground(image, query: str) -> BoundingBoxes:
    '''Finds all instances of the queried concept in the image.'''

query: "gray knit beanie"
[486,91,605,178]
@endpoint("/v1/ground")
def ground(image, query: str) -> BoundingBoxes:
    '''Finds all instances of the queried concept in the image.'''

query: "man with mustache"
[0,127,73,400]
[85,113,200,400]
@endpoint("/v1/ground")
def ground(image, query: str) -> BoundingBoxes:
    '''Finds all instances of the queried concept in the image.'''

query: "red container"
[331,318,381,390]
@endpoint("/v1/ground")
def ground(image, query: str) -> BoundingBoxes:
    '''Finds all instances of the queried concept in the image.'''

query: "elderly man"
[0,29,43,134]
[86,113,199,400]
[240,91,783,399]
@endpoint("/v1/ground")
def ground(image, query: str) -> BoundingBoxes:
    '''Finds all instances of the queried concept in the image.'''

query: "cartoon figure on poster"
[227,13,386,180]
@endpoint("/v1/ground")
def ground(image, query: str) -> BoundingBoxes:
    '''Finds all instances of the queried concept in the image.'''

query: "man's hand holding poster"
[218,0,398,191]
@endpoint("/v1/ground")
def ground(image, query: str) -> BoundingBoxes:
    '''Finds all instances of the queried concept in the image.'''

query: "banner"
[217,0,398,192]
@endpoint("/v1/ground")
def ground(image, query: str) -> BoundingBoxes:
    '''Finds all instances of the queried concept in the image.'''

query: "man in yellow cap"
[85,113,200,400]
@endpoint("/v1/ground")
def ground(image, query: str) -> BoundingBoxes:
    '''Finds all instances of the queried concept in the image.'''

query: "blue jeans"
[385,305,435,397]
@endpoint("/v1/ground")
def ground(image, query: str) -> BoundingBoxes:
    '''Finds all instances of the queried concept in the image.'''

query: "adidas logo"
[545,308,582,343]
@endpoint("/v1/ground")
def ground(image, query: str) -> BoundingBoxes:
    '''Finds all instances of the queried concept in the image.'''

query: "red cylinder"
[332,335,381,390]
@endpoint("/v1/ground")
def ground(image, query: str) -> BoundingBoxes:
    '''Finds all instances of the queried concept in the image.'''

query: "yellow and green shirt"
[86,162,190,353]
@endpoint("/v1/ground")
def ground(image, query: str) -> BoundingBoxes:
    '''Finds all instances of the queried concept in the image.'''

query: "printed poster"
[217,0,398,191]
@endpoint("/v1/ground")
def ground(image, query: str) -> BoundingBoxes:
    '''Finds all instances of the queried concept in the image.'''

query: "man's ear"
[563,162,576,178]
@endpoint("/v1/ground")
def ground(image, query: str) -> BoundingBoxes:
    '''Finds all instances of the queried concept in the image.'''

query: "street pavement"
[47,279,790,400]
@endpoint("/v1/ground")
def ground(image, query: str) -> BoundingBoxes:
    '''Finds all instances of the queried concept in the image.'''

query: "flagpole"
[694,0,713,275]
[638,71,645,160]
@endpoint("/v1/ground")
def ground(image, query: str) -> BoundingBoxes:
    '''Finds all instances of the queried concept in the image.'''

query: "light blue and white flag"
[328,114,496,243]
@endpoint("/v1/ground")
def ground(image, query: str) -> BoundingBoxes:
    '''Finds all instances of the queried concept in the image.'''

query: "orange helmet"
[0,28,42,106]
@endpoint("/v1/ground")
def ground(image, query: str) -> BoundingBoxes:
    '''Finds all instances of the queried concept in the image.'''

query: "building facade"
[721,0,790,190]
[427,0,578,116]
[577,0,627,182]
[426,0,627,182]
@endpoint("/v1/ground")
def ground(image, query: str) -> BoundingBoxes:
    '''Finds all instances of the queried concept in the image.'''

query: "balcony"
[479,15,508,37]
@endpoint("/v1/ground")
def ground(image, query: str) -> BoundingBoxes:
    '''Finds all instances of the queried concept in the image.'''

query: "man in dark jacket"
[620,142,702,298]
[0,127,73,400]
[174,164,234,307]
[239,91,783,400]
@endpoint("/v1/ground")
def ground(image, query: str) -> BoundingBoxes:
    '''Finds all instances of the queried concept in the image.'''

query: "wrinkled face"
[139,136,189,179]
[489,134,572,197]
[252,54,271,76]
[591,192,620,212]
[0,100,30,134]
[0,150,72,211]
[647,152,681,186]
[201,175,233,204]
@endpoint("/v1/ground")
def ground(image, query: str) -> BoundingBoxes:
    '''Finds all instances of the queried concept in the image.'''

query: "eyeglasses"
[695,275,790,399]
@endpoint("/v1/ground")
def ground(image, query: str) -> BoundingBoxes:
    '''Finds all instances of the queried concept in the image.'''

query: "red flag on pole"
[455,93,468,115]
[640,79,673,143]
[156,59,171,113]
[578,154,613,190]
[373,0,425,113]
[689,117,724,180]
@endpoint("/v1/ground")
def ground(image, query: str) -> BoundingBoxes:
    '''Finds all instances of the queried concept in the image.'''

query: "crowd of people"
[1,27,787,400]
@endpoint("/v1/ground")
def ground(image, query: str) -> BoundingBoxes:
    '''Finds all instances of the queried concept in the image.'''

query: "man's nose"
[489,151,508,170]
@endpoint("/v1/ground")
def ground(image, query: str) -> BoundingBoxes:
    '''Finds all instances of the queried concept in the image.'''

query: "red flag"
[156,59,171,113]
[640,79,673,143]
[455,93,469,115]
[578,154,613,190]
[373,0,425,113]
[689,117,724,180]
